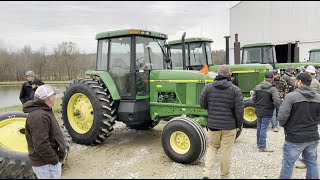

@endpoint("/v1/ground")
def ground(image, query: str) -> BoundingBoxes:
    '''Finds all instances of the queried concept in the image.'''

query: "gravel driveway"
[60,120,320,179]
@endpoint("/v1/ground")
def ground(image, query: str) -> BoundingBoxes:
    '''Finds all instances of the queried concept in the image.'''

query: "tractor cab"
[168,38,213,71]
[241,43,276,67]
[95,29,170,99]
[309,49,320,62]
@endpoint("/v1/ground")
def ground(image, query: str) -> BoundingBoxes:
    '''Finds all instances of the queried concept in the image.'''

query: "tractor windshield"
[242,46,274,64]
[136,37,166,70]
[170,42,212,68]
[309,51,320,62]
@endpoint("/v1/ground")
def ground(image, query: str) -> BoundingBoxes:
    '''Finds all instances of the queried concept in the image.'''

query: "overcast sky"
[0,1,239,54]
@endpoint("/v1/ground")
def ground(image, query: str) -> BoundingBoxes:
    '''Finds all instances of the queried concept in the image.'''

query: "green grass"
[0,98,62,114]
[0,81,71,86]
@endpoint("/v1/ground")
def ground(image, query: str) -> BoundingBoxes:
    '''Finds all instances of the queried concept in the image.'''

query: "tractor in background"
[61,29,222,164]
[168,36,273,128]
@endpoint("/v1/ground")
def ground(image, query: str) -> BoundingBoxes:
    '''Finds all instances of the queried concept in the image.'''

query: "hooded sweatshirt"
[200,75,244,130]
[23,99,66,167]
[278,86,320,143]
[252,81,281,117]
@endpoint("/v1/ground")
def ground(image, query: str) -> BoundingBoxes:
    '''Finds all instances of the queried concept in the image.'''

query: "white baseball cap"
[305,65,316,74]
[35,85,56,100]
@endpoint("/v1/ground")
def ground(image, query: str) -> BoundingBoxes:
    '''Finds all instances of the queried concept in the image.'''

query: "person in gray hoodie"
[278,72,320,179]
[252,71,281,152]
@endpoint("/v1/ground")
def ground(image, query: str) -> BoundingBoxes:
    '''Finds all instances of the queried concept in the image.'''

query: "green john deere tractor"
[168,38,273,128]
[241,43,320,74]
[61,29,222,164]
[309,49,320,63]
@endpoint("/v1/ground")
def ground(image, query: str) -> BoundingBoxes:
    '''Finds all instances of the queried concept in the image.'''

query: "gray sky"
[0,1,239,54]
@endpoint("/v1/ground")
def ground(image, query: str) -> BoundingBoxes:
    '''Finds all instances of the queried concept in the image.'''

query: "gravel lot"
[60,119,320,179]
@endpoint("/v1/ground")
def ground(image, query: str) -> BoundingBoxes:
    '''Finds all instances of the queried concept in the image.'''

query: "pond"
[0,85,67,108]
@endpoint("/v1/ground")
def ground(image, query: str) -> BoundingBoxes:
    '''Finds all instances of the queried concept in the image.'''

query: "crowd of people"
[200,65,320,179]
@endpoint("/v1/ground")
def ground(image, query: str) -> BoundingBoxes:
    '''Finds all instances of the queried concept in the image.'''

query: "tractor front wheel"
[243,100,257,128]
[161,116,207,164]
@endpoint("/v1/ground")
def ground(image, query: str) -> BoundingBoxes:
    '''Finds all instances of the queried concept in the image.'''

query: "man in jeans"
[200,65,244,179]
[278,72,320,179]
[252,71,281,152]
[23,85,66,179]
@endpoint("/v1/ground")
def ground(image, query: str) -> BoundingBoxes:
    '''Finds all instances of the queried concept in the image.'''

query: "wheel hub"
[67,93,94,134]
[0,118,28,153]
[244,106,257,122]
[170,131,190,155]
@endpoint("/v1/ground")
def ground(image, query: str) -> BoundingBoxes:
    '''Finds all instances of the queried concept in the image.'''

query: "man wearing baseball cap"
[252,71,281,152]
[23,85,66,179]
[305,65,320,94]
[278,72,320,179]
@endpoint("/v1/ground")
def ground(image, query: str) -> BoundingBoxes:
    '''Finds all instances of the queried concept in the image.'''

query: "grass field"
[0,81,71,86]
[0,98,62,114]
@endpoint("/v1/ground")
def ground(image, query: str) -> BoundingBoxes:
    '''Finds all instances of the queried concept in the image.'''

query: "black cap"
[265,71,273,78]
[32,79,44,86]
[296,72,312,85]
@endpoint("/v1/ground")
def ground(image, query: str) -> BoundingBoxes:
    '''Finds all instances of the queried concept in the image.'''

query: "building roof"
[96,29,167,40]
[229,1,243,10]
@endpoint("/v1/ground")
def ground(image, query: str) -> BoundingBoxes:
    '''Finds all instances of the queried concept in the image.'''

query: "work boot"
[203,177,209,179]
[295,159,307,169]
[272,127,279,132]
[259,148,274,152]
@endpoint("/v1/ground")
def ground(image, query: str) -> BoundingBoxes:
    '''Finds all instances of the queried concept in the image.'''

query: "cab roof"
[96,29,168,40]
[168,37,213,45]
[242,43,274,48]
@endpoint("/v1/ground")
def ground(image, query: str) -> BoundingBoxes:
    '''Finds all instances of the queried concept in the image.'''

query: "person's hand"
[236,128,240,132]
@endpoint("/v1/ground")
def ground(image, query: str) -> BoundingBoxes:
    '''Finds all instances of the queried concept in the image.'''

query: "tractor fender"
[85,70,121,100]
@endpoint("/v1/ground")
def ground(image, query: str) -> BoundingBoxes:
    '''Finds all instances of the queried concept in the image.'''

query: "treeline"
[0,42,96,81]
[0,41,226,82]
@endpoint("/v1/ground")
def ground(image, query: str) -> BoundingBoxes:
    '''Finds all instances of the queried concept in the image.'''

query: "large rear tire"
[161,116,207,164]
[243,100,257,128]
[62,79,117,145]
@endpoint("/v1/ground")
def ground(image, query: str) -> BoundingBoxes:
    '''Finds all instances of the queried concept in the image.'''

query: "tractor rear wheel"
[0,112,71,179]
[62,79,117,145]
[243,100,257,128]
[161,116,207,164]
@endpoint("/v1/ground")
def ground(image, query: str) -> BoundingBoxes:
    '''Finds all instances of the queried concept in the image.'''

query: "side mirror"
[165,57,172,63]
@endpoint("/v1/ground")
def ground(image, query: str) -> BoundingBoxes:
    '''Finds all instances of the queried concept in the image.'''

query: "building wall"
[229,1,320,64]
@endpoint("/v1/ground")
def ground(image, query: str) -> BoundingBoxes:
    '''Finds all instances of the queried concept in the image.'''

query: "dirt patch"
[58,117,320,179]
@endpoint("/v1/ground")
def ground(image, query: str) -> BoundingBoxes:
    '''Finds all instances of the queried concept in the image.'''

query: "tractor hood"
[150,70,217,82]
[209,64,273,73]
[276,62,320,70]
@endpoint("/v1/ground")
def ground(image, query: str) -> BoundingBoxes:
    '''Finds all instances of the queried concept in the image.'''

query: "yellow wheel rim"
[67,93,94,134]
[170,131,190,154]
[0,118,28,153]
[244,107,257,122]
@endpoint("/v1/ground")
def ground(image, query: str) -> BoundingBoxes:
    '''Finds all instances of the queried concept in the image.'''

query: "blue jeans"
[32,162,62,179]
[257,116,271,149]
[279,140,319,179]
[271,109,278,128]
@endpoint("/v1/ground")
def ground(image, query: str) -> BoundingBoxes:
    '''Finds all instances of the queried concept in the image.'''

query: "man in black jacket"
[23,85,66,179]
[278,72,320,179]
[19,71,44,104]
[200,65,244,179]
[252,71,281,152]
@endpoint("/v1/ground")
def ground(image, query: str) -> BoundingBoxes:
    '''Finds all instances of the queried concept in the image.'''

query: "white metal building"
[228,1,320,64]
